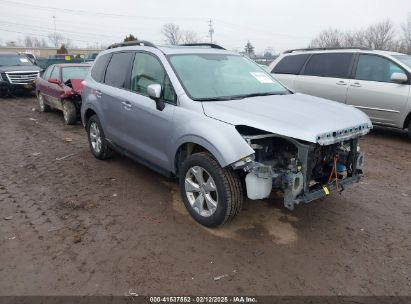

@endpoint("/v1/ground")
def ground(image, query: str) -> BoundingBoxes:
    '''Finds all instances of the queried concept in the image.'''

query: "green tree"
[124,34,138,42]
[57,44,68,54]
[244,41,255,58]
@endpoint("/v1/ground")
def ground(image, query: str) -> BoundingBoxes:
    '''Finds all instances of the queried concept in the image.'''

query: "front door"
[45,66,63,109]
[346,54,410,127]
[121,52,176,171]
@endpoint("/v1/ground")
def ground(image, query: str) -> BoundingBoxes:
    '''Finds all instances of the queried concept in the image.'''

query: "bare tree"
[309,28,344,48]
[48,33,65,48]
[182,30,200,44]
[402,13,411,53]
[363,20,395,50]
[161,23,182,45]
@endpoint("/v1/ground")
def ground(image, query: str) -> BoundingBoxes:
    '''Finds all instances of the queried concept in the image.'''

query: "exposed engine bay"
[233,128,365,210]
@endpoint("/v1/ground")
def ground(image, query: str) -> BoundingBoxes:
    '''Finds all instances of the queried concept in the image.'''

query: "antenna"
[208,19,214,44]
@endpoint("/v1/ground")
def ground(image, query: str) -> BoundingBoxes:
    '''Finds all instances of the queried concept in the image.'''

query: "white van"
[268,48,411,138]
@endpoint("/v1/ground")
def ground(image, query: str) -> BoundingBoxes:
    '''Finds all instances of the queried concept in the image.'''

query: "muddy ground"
[0,96,410,296]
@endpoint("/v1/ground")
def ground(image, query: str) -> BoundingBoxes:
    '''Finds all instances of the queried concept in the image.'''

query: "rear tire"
[179,152,243,227]
[62,101,77,125]
[37,92,50,112]
[86,115,114,160]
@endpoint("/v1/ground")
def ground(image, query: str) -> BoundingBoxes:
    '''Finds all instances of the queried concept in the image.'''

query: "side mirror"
[147,84,165,111]
[48,78,61,85]
[391,72,408,84]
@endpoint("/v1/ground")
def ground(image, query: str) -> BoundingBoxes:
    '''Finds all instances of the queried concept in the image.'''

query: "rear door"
[346,54,410,127]
[270,54,310,89]
[294,53,355,103]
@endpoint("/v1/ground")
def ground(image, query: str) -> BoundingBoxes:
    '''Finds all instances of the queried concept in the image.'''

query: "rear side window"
[271,54,310,75]
[91,53,111,83]
[104,52,134,88]
[303,53,354,78]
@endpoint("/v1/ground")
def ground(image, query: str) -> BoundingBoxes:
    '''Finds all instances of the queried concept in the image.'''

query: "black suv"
[0,52,41,96]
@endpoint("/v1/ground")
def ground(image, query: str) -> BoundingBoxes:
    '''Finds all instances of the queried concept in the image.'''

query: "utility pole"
[208,19,214,44]
[52,15,57,47]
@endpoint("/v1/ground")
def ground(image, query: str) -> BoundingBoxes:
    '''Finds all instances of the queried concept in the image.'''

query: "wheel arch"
[83,107,97,127]
[403,111,411,129]
[173,138,227,175]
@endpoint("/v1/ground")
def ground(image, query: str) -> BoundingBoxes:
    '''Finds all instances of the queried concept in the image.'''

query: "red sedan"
[35,63,91,125]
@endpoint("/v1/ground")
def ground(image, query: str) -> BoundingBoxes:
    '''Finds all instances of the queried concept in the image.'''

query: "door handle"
[122,101,132,110]
[336,80,347,86]
[95,90,102,98]
[350,82,362,88]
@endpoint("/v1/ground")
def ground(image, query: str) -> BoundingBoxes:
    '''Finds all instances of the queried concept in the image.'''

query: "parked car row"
[0,51,98,97]
[268,48,411,139]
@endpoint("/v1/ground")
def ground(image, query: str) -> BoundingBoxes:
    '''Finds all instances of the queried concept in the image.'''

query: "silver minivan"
[269,48,411,138]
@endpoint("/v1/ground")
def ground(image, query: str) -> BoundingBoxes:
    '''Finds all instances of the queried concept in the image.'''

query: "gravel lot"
[0,96,410,296]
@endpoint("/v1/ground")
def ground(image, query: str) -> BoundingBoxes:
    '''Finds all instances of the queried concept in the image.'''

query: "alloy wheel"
[89,122,102,153]
[185,166,218,217]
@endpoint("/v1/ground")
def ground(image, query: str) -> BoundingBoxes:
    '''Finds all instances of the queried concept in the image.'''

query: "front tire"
[86,115,113,160]
[408,120,411,140]
[179,152,243,227]
[62,101,77,125]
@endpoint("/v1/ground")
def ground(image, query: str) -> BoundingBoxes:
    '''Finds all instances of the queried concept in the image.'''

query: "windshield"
[61,66,90,83]
[0,54,34,66]
[393,55,411,69]
[169,54,288,101]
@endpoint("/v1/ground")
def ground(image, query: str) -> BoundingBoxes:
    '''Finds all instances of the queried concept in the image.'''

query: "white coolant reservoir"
[245,173,272,200]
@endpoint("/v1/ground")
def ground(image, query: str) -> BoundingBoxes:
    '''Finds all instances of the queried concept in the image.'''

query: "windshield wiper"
[197,92,287,102]
[234,92,286,99]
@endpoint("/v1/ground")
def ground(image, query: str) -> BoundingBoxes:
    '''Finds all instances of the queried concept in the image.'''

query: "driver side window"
[131,53,176,104]
[43,66,53,80]
[50,66,60,80]
[356,54,405,83]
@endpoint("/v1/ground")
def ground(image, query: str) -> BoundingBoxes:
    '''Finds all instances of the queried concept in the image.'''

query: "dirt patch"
[165,181,298,245]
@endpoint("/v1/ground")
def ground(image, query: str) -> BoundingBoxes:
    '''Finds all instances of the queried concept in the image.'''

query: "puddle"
[162,181,298,245]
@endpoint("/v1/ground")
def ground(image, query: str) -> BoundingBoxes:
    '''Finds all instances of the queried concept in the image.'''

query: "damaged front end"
[232,125,369,210]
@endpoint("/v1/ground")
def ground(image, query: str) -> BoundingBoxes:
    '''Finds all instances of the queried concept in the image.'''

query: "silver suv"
[268,48,411,139]
[81,41,372,227]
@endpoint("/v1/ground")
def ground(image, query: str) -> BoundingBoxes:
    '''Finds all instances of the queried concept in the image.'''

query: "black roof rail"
[283,46,372,54]
[107,40,156,49]
[179,43,226,50]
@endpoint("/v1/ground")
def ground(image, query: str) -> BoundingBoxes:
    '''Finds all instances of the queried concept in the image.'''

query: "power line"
[0,0,207,21]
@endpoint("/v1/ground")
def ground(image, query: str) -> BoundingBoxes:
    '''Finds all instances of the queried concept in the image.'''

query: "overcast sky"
[0,0,410,53]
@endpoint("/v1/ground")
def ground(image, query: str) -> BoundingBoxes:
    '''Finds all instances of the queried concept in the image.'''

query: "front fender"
[170,111,255,172]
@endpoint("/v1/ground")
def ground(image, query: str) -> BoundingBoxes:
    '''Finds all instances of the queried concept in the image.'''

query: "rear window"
[303,53,354,78]
[104,52,134,88]
[271,54,310,75]
[91,54,111,83]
